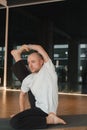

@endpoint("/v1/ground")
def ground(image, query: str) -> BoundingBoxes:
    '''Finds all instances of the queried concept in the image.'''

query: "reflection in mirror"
[0,1,87,95]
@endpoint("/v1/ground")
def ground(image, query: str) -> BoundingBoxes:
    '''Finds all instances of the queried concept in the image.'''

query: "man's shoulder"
[44,58,53,66]
[23,73,34,82]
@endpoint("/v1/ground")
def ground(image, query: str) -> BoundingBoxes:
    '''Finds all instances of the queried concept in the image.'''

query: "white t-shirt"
[21,59,58,114]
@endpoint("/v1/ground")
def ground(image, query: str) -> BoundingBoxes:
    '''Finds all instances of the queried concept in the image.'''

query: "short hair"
[28,49,44,60]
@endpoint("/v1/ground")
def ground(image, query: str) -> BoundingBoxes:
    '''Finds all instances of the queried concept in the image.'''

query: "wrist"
[28,44,32,49]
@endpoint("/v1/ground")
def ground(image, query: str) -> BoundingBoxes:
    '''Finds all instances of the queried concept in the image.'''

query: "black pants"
[10,60,48,129]
[10,107,48,129]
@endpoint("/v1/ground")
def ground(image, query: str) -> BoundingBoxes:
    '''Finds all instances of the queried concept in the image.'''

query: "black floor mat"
[0,114,87,130]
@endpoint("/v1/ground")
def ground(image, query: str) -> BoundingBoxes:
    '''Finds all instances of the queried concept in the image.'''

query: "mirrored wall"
[0,2,87,95]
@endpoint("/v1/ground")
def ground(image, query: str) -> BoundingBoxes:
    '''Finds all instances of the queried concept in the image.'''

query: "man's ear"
[41,59,44,65]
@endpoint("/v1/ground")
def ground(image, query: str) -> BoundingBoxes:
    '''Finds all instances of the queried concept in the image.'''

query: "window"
[54,44,68,91]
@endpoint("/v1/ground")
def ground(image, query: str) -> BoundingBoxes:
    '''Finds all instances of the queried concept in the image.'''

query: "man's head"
[27,51,44,73]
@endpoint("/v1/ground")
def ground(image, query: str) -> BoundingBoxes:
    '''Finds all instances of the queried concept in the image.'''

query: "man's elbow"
[20,91,26,97]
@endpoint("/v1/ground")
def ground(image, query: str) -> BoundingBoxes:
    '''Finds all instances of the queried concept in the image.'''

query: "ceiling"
[0,0,87,45]
[0,0,63,8]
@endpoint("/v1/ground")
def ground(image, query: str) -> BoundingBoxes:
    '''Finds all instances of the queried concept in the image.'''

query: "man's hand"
[10,114,16,118]
[19,44,30,54]
[11,44,30,62]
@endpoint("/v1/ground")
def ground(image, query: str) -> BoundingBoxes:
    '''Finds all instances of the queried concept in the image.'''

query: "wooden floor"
[0,89,87,130]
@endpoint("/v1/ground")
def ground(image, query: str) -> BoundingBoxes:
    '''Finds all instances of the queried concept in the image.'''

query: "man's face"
[27,53,44,73]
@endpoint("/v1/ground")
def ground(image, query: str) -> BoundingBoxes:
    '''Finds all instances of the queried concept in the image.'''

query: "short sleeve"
[45,59,56,74]
[21,74,33,93]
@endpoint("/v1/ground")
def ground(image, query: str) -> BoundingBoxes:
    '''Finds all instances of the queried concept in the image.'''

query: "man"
[10,44,66,129]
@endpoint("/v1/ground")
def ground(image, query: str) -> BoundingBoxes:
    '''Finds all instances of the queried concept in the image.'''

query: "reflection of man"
[10,44,66,130]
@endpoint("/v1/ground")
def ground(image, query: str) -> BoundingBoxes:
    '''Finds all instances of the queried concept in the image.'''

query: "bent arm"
[11,44,29,62]
[28,44,49,62]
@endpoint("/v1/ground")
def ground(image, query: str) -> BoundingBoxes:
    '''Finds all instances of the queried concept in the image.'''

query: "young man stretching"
[10,44,66,129]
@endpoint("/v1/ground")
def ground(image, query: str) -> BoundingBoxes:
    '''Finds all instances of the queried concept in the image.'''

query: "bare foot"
[46,113,66,125]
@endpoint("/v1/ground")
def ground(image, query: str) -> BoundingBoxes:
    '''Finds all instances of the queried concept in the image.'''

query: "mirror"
[0,1,87,94]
